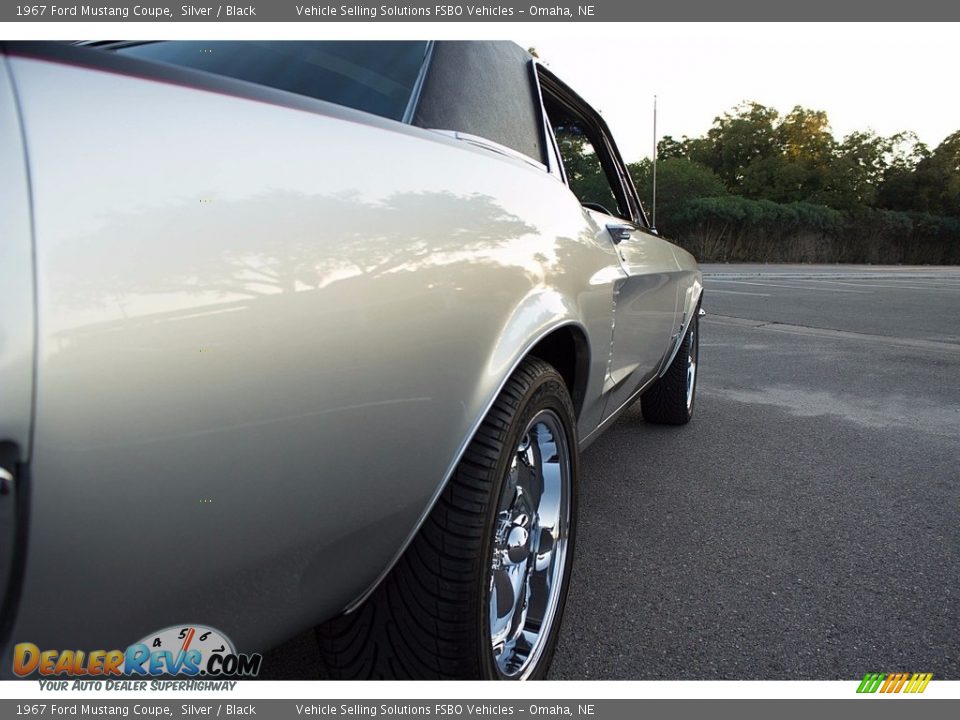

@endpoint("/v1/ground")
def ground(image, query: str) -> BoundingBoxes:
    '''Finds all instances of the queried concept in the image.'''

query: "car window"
[114,41,430,122]
[542,96,629,220]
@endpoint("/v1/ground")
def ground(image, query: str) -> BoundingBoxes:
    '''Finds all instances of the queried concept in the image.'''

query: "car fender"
[0,54,36,660]
[345,297,590,613]
[658,246,703,377]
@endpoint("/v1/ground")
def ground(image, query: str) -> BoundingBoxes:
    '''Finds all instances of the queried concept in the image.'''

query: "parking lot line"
[799,279,960,291]
[706,289,771,297]
[706,280,871,293]
[708,314,960,354]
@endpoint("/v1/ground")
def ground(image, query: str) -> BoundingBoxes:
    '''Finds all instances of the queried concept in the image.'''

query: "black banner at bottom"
[1,699,957,720]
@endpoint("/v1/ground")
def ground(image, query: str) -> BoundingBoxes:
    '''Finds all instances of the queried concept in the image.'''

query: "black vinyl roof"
[412,41,544,165]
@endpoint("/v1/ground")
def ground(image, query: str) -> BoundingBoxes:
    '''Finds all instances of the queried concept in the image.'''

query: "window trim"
[534,62,651,228]
[427,129,547,173]
[400,40,435,125]
[529,59,566,181]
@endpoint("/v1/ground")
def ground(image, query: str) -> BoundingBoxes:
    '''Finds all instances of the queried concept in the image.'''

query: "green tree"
[737,106,834,204]
[554,125,619,215]
[876,131,929,212]
[638,100,959,262]
[699,102,781,188]
[816,131,891,210]
[629,157,726,229]
[777,106,834,162]
[912,131,960,217]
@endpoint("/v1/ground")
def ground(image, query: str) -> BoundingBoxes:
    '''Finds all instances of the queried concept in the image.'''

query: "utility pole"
[651,94,658,233]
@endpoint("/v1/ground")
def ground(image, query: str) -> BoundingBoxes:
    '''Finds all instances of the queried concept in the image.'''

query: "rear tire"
[641,311,700,425]
[317,357,578,679]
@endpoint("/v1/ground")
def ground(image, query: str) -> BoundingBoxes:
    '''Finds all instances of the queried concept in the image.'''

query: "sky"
[14,20,958,166]
[523,23,959,163]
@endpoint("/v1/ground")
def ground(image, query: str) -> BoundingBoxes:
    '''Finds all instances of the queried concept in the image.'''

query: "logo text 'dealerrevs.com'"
[857,673,933,694]
[12,625,261,678]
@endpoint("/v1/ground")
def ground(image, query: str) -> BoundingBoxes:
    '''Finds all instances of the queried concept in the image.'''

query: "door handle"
[606,224,632,245]
[0,466,12,495]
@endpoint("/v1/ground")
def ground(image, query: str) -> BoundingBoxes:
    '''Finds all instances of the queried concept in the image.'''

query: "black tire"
[640,311,700,425]
[316,357,578,679]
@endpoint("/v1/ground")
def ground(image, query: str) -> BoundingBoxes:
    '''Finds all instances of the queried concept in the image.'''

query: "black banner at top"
[2,0,960,22]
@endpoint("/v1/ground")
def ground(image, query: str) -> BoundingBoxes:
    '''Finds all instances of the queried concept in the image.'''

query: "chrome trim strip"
[579,372,659,450]
[427,129,549,173]
[531,60,566,183]
[401,41,435,125]
[343,320,588,614]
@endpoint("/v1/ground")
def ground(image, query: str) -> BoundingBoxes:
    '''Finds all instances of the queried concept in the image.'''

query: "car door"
[603,222,683,419]
[539,69,681,422]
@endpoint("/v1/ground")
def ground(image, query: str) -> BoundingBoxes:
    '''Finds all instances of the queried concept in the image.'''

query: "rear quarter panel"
[5,53,622,655]
[0,55,35,660]
[0,57,34,460]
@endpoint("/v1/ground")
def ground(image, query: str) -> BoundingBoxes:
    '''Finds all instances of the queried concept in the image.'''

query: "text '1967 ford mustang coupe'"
[0,40,702,680]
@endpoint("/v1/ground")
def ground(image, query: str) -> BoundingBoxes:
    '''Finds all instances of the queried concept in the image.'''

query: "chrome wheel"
[685,321,698,411]
[488,409,571,679]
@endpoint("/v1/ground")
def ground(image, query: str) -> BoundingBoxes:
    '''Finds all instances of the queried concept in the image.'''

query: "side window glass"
[543,97,628,220]
[115,41,429,122]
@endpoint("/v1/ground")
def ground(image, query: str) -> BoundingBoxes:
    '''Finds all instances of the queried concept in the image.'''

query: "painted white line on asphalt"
[708,314,960,353]
[707,289,772,297]
[801,279,960,292]
[706,280,871,294]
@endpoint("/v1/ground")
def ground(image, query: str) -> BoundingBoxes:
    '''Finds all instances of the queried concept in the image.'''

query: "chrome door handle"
[0,466,12,495]
[606,224,632,245]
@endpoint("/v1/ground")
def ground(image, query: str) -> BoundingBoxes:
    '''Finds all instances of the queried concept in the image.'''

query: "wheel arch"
[341,317,590,616]
[527,324,590,422]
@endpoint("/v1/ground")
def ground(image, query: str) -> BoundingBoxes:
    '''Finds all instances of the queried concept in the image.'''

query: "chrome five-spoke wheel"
[318,357,577,679]
[489,409,572,679]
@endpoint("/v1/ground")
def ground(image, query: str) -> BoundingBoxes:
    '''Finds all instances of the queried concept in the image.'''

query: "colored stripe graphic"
[857,673,885,693]
[857,672,932,693]
[888,673,909,693]
[904,673,933,693]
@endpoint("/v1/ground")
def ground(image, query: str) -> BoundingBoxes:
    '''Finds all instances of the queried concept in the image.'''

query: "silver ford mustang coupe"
[0,40,701,680]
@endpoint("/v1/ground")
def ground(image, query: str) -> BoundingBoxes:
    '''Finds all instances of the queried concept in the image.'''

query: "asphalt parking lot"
[264,265,960,680]
[550,264,960,679]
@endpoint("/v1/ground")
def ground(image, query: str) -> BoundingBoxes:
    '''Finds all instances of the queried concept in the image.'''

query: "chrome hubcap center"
[504,523,530,564]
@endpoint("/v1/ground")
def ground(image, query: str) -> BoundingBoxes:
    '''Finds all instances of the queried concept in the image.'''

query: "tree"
[911,131,960,217]
[633,99,958,261]
[699,102,781,188]
[554,124,620,215]
[817,131,890,210]
[777,106,834,162]
[628,157,726,231]
[876,132,929,212]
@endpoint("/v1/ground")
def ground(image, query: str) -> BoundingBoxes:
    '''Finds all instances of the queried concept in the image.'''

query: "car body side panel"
[0,56,36,660]
[6,55,627,654]
[0,57,35,461]
[656,245,703,377]
[600,225,683,420]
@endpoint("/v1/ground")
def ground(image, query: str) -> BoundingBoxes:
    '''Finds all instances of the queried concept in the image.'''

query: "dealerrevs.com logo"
[13,625,262,679]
